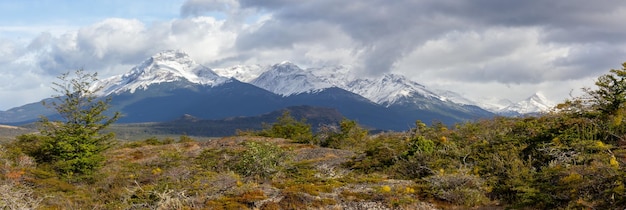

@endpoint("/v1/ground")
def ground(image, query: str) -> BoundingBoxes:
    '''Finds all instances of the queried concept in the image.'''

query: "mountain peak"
[151,50,192,63]
[381,74,424,88]
[96,50,227,95]
[213,64,268,83]
[529,92,549,102]
[499,92,554,115]
[121,50,197,82]
[271,61,301,73]
[347,73,438,106]
[278,60,295,65]
[251,61,332,96]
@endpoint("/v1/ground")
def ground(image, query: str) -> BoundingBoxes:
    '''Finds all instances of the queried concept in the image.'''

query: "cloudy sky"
[1,0,625,110]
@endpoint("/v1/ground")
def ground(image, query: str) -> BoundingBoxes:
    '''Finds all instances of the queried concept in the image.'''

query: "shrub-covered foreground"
[2,64,626,209]
[1,136,435,209]
[2,110,626,209]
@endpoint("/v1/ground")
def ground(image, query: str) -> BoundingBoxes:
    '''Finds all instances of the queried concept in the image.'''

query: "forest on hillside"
[1,64,626,209]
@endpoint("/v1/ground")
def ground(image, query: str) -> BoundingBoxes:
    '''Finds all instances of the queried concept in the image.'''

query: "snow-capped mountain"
[306,66,443,106]
[250,62,333,96]
[499,92,554,115]
[213,64,267,83]
[220,63,443,107]
[0,50,553,128]
[345,74,441,106]
[308,65,356,88]
[431,88,554,115]
[432,89,479,106]
[477,98,515,113]
[432,89,514,113]
[92,51,551,117]
[95,50,228,95]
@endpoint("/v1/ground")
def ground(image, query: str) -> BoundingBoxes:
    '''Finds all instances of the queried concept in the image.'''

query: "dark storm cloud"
[434,0,626,44]
[235,20,343,50]
[553,44,626,76]
[230,0,626,81]
[235,0,467,75]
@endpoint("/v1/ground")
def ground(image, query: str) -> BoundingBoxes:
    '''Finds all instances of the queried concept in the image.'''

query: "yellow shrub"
[381,185,392,193]
[560,172,582,184]
[404,187,415,194]
[610,155,619,168]
[151,167,162,175]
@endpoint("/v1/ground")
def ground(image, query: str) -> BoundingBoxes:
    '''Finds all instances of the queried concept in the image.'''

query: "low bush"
[423,172,489,207]
[255,111,313,143]
[233,141,290,180]
[321,119,368,149]
[0,182,43,210]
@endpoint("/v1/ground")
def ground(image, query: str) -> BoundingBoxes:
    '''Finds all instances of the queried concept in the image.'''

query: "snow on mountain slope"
[245,62,443,106]
[213,64,268,83]
[307,65,356,88]
[250,61,333,96]
[499,92,554,114]
[96,50,228,95]
[432,89,479,106]
[309,66,442,106]
[345,74,442,106]
[432,89,516,112]
[92,50,552,116]
[477,97,514,113]
[430,89,553,115]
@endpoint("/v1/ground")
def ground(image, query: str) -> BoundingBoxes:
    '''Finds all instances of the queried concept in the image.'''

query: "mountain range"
[0,50,555,132]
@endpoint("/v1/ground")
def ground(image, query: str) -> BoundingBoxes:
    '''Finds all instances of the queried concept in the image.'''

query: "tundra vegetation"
[1,64,626,209]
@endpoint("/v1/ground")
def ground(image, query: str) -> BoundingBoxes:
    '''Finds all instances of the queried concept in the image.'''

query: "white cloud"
[76,19,147,60]
[0,16,241,109]
[22,17,240,75]
[394,28,579,83]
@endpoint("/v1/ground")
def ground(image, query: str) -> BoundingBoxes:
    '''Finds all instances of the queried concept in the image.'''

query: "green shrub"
[405,136,434,156]
[344,133,408,174]
[178,135,195,143]
[18,70,119,180]
[256,111,313,143]
[392,153,436,179]
[348,142,398,173]
[322,119,368,149]
[195,149,234,172]
[234,141,289,180]
[11,134,50,162]
[155,150,185,169]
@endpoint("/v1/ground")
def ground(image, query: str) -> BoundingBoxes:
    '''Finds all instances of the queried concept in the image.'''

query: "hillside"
[109,106,345,140]
[0,124,34,142]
